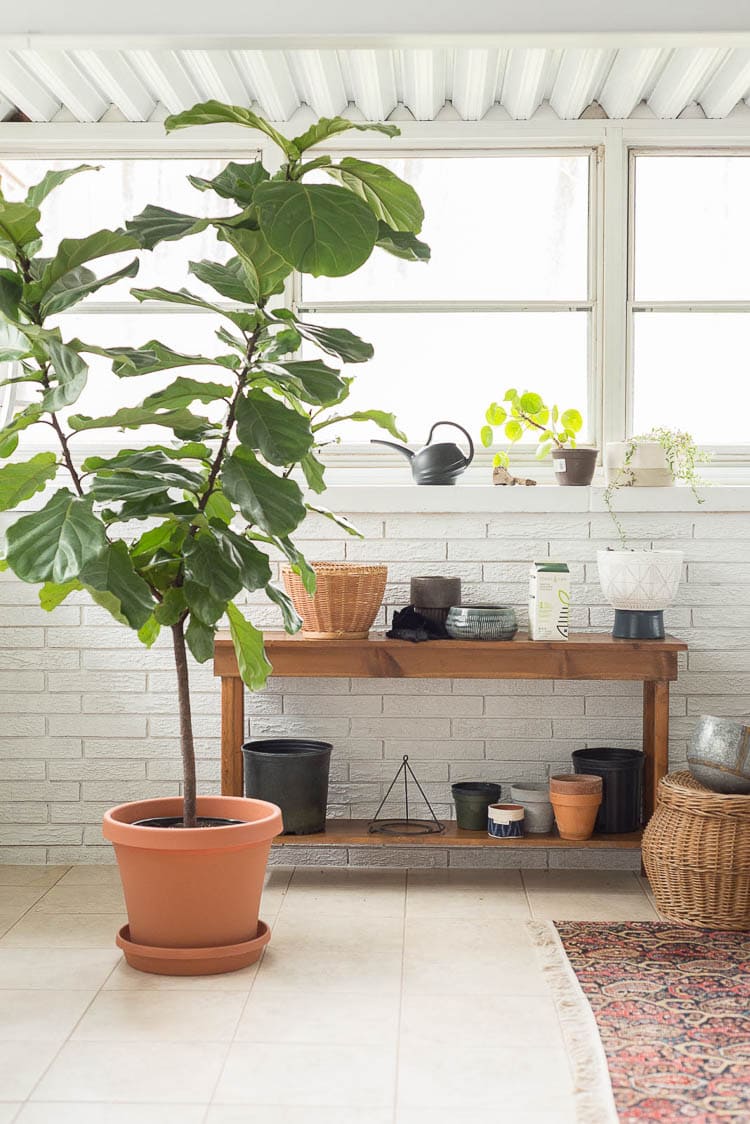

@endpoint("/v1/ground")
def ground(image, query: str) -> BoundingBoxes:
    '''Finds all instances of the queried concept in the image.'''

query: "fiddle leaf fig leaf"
[185,615,216,663]
[306,503,362,538]
[77,339,239,378]
[39,578,81,611]
[6,489,107,584]
[188,257,258,303]
[184,532,243,602]
[69,406,216,440]
[300,451,326,494]
[0,201,42,256]
[78,541,154,629]
[218,227,291,298]
[188,160,269,206]
[40,258,139,317]
[254,181,378,277]
[126,205,210,250]
[265,581,302,633]
[25,164,100,209]
[0,452,57,511]
[266,360,345,406]
[329,158,423,233]
[226,602,272,690]
[153,586,187,627]
[42,339,88,412]
[314,409,406,442]
[273,535,316,595]
[213,526,271,591]
[0,322,33,362]
[294,321,373,364]
[374,223,430,262]
[138,615,161,647]
[221,448,306,537]
[165,101,299,160]
[292,116,399,154]
[0,269,23,320]
[236,390,313,465]
[142,377,232,411]
[29,230,139,300]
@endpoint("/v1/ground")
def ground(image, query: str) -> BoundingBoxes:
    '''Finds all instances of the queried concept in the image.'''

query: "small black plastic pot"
[551,447,598,486]
[242,739,332,835]
[572,747,644,833]
[451,782,502,831]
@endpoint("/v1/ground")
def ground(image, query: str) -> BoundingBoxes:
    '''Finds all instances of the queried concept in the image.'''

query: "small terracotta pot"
[549,775,603,840]
[103,795,282,976]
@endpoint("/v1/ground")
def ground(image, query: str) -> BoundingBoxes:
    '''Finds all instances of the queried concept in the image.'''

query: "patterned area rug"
[531,921,750,1124]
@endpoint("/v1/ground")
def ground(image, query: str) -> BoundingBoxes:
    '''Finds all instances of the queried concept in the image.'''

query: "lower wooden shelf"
[273,819,643,850]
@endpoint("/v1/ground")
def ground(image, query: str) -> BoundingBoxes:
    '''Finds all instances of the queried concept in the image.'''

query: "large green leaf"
[264,360,345,406]
[0,404,42,455]
[0,452,57,511]
[236,390,313,465]
[183,580,225,627]
[77,339,238,378]
[375,223,431,262]
[306,502,363,538]
[329,158,423,233]
[221,448,306,537]
[78,541,154,629]
[0,201,41,256]
[292,116,399,153]
[40,258,139,317]
[0,322,32,362]
[212,525,271,591]
[185,616,215,663]
[314,408,406,441]
[5,489,107,583]
[42,339,88,412]
[125,205,209,250]
[218,227,291,299]
[294,321,373,364]
[39,579,81,610]
[142,376,232,411]
[188,258,258,303]
[273,535,316,595]
[184,532,242,602]
[188,161,269,206]
[0,269,22,320]
[265,582,302,633]
[165,101,299,160]
[25,165,99,209]
[29,230,138,301]
[255,181,378,278]
[69,406,216,440]
[129,285,229,317]
[226,602,272,690]
[300,452,326,494]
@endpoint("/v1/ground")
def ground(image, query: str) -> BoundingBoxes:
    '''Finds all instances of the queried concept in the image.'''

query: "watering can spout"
[370,439,414,460]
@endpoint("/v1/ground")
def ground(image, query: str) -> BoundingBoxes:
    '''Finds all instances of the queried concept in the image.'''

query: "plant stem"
[171,619,197,828]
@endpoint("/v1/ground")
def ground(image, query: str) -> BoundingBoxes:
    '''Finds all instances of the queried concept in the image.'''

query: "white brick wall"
[1,490,749,867]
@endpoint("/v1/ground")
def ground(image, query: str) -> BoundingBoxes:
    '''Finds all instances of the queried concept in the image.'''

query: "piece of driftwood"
[492,465,537,486]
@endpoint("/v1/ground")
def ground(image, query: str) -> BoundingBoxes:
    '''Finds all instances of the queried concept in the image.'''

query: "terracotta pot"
[549,775,603,840]
[102,795,282,976]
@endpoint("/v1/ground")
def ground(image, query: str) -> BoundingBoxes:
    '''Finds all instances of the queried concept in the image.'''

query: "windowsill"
[319,483,750,513]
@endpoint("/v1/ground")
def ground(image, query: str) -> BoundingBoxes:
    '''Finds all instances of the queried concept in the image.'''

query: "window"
[297,153,594,446]
[630,153,750,446]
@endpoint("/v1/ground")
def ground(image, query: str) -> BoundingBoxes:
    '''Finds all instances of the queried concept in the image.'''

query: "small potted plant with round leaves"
[481,389,595,485]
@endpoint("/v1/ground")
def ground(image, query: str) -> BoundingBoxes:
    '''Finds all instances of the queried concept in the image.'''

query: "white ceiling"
[1,45,750,124]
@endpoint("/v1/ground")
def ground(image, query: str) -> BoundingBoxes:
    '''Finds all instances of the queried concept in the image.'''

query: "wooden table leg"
[221,675,245,797]
[643,679,670,823]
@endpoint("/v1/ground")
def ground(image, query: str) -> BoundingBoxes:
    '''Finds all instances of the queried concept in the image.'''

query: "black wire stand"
[368,754,445,836]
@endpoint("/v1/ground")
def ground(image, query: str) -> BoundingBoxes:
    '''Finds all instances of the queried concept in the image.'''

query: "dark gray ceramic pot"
[687,715,750,795]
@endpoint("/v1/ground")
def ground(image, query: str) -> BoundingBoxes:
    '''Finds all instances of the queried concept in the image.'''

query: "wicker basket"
[643,770,750,930]
[282,562,387,640]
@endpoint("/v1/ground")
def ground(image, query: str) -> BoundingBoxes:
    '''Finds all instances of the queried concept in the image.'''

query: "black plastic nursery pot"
[551,447,598,486]
[572,747,644,833]
[451,782,502,831]
[242,739,332,835]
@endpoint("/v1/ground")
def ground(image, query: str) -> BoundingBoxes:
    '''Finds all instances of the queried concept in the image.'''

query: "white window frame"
[1,117,749,472]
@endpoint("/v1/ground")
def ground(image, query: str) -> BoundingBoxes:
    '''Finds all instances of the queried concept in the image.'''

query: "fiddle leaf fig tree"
[0,103,428,827]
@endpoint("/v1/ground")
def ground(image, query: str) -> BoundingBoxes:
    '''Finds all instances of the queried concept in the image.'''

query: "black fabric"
[386,605,448,643]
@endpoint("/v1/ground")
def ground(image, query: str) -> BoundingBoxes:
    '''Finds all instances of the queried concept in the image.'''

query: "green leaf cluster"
[480,388,585,466]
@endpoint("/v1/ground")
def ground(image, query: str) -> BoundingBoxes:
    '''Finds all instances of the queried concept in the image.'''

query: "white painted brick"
[248,717,350,739]
[677,584,750,606]
[350,678,445,695]
[148,715,218,738]
[351,717,451,739]
[47,847,114,864]
[448,539,548,561]
[0,825,82,845]
[692,606,750,628]
[548,849,640,870]
[0,803,48,823]
[297,513,384,539]
[385,514,487,539]
[350,761,449,782]
[487,515,590,538]
[589,513,693,540]
[51,802,116,823]
[49,672,146,693]
[3,781,79,801]
[448,848,548,868]
[482,562,585,583]
[686,696,750,716]
[49,715,148,738]
[452,718,553,739]
[484,696,584,717]
[382,695,483,717]
[0,628,44,647]
[0,649,79,670]
[552,718,639,740]
[348,846,449,868]
[382,561,483,583]
[2,606,80,627]
[49,760,146,781]
[452,678,553,695]
[283,695,383,716]
[345,538,446,561]
[268,846,348,867]
[0,671,45,692]
[0,738,81,760]
[586,695,686,717]
[384,739,485,760]
[689,650,750,672]
[0,846,47,863]
[266,676,350,694]
[693,513,750,538]
[0,761,45,780]
[0,717,46,737]
[483,739,581,762]
[9,694,81,714]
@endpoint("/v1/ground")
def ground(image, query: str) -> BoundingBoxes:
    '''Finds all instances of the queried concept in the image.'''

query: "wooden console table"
[213,631,687,852]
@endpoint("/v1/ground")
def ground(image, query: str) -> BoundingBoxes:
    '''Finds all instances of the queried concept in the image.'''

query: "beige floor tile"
[256,913,404,994]
[403,917,547,996]
[31,885,126,915]
[400,992,565,1050]
[0,990,95,1042]
[522,870,644,894]
[0,887,49,912]
[16,1106,207,1124]
[406,869,529,919]
[0,1041,60,1100]
[214,1041,396,1106]
[528,891,658,922]
[207,1108,393,1124]
[258,869,293,917]
[0,949,119,990]
[280,868,406,919]
[103,956,261,991]
[0,1105,21,1124]
[31,1041,227,1103]
[0,908,35,934]
[54,866,119,886]
[0,913,124,949]
[397,1101,577,1124]
[73,990,246,1042]
[397,1041,572,1108]
[235,987,400,1045]
[0,866,68,888]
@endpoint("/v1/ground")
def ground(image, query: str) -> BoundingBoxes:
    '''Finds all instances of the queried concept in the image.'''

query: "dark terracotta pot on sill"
[551,447,598,486]
[102,794,282,976]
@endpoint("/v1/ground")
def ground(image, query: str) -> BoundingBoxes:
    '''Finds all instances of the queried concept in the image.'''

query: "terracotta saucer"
[116,919,271,976]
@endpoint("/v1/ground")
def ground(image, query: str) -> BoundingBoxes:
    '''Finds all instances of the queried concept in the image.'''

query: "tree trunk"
[171,620,197,828]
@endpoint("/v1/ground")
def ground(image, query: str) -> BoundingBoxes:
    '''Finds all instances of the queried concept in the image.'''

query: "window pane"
[634,155,750,300]
[0,159,240,300]
[301,155,590,303]
[304,311,589,443]
[632,312,750,442]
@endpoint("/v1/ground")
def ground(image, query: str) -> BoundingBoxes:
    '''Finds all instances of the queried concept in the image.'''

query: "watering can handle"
[426,421,475,466]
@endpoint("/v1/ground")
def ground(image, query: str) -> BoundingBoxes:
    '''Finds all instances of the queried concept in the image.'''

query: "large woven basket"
[643,770,750,930]
[282,562,387,640]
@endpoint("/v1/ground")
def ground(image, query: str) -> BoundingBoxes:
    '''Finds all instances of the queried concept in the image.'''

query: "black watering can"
[371,421,475,485]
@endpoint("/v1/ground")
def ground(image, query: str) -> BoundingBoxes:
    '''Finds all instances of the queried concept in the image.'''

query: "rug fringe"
[528,920,619,1124]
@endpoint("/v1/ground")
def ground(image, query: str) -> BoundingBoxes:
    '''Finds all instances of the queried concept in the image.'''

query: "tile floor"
[0,863,659,1122]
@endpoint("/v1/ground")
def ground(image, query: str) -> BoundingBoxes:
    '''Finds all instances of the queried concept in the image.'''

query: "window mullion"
[601,124,629,448]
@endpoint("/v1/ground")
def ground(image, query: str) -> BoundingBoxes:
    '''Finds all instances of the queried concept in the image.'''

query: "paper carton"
[528,561,570,640]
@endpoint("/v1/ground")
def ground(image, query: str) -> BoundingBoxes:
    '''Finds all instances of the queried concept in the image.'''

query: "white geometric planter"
[604,441,673,488]
[597,550,684,612]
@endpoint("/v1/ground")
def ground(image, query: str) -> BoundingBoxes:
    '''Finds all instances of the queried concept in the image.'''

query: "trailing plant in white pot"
[598,427,708,640]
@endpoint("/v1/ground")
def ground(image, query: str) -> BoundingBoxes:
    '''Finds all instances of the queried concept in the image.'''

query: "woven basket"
[282,562,387,640]
[643,770,750,930]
